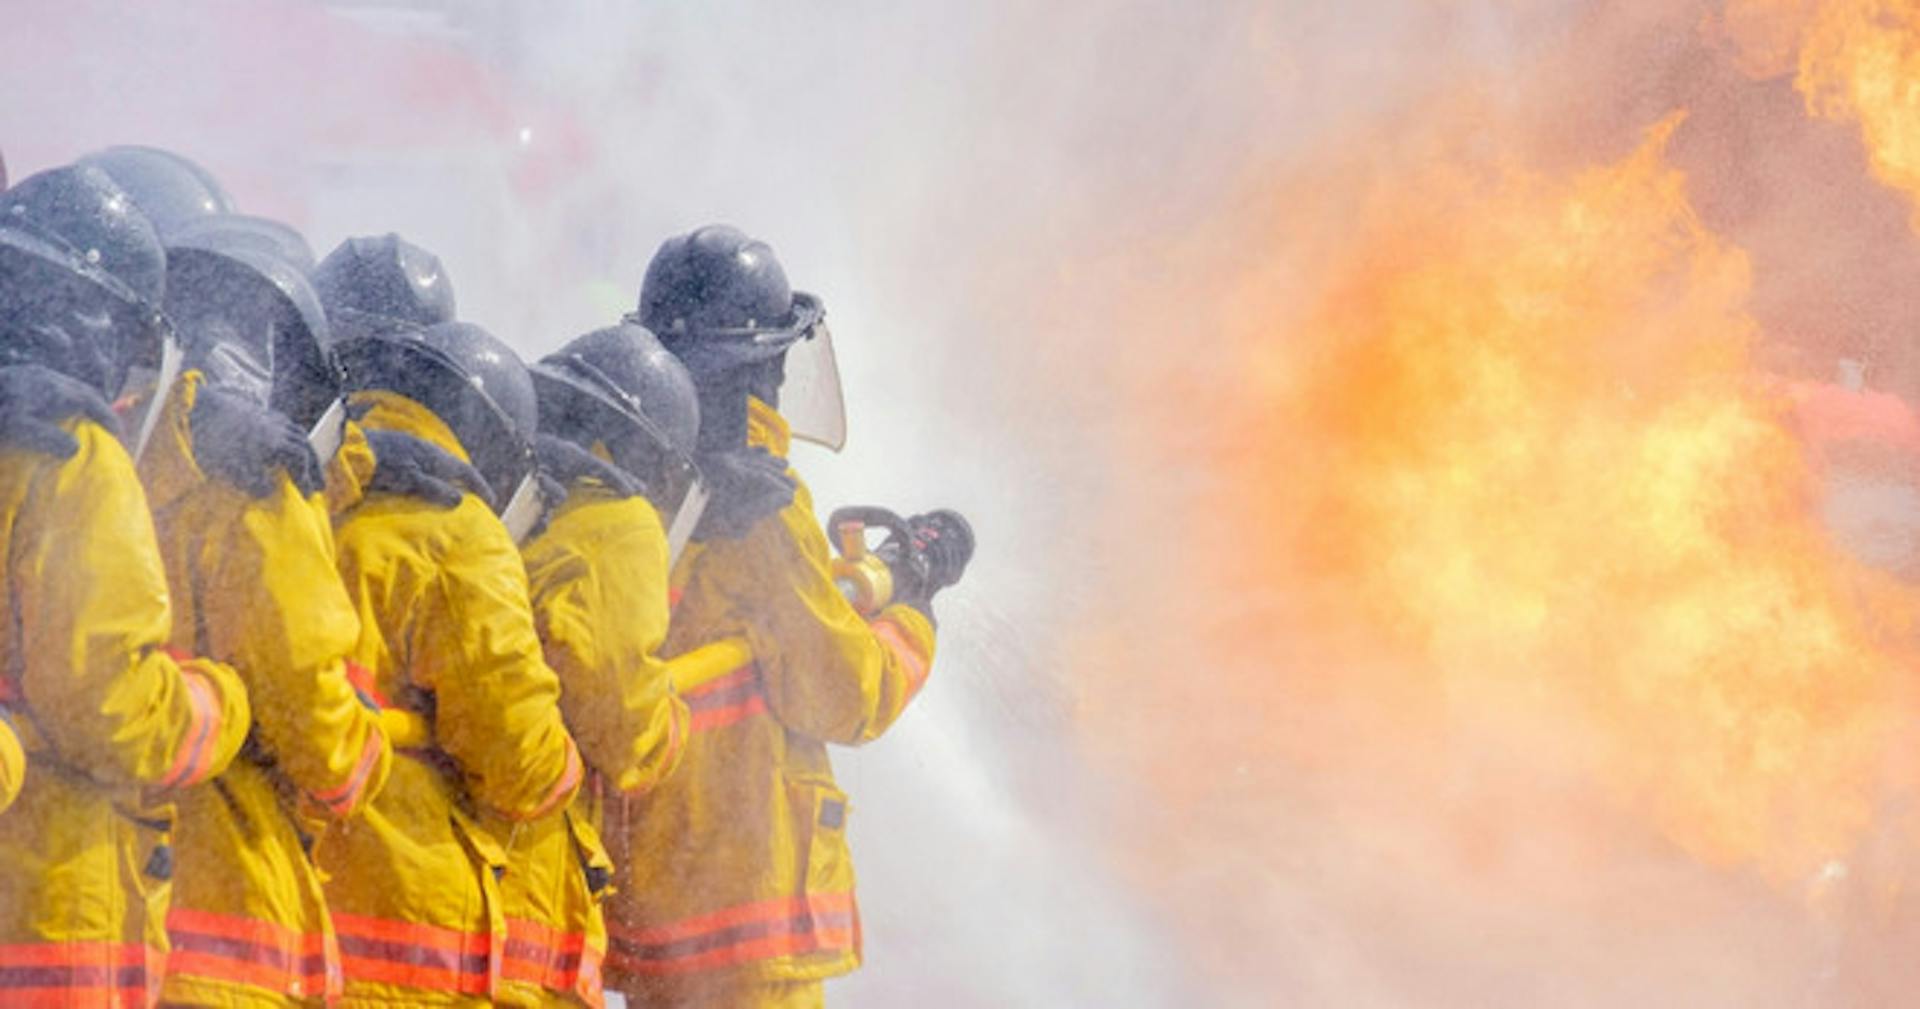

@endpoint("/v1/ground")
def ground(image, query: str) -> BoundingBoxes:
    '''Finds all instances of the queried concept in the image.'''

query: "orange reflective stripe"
[159,669,221,788]
[606,893,857,977]
[342,659,389,709]
[683,664,767,733]
[0,941,158,1006]
[166,908,337,998]
[309,729,384,816]
[871,617,930,697]
[522,739,584,821]
[332,913,493,996]
[502,917,602,1000]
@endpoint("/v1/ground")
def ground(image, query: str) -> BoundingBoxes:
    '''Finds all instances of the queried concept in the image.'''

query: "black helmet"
[75,146,232,238]
[636,225,827,451]
[313,234,456,343]
[170,214,315,274]
[165,233,334,426]
[2,164,168,310]
[533,322,700,510]
[335,320,535,507]
[636,225,824,375]
[0,166,170,398]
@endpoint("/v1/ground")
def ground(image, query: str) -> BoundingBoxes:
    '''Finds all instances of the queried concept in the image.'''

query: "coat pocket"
[783,776,859,964]
[565,809,614,900]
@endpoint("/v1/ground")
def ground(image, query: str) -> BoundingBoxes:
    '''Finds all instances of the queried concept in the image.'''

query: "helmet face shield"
[663,471,710,568]
[124,327,184,463]
[777,313,846,452]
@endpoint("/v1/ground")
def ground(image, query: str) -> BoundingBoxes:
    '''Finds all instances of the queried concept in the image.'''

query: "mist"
[14,0,1920,1006]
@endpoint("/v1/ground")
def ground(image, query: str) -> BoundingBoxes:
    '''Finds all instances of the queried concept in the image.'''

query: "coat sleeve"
[413,497,583,820]
[10,422,250,789]
[708,480,937,746]
[206,479,391,818]
[531,499,688,797]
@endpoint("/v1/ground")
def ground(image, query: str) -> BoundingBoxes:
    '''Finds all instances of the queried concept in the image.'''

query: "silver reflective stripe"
[665,477,711,568]
[306,398,348,462]
[130,336,185,464]
[499,475,550,545]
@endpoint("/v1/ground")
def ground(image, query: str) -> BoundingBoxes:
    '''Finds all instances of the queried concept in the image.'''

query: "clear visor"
[664,473,711,568]
[779,322,847,452]
[499,473,550,545]
[306,397,348,462]
[123,333,185,463]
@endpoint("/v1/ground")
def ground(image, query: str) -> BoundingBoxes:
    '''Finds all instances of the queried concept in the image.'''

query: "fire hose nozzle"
[829,507,901,615]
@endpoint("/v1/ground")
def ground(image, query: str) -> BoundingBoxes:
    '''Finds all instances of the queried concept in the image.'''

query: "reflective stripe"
[871,618,930,697]
[159,669,221,788]
[166,908,338,999]
[342,659,389,710]
[308,728,384,817]
[502,917,602,1000]
[606,893,857,977]
[332,913,493,996]
[522,740,584,821]
[0,941,159,1007]
[683,665,767,733]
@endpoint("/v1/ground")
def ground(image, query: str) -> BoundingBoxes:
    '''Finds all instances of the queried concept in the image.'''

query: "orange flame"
[1722,0,1920,225]
[1098,112,1919,889]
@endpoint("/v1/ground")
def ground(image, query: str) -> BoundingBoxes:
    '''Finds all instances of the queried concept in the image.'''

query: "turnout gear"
[336,321,537,516]
[638,226,844,453]
[692,445,795,543]
[188,385,326,498]
[313,233,456,343]
[532,323,707,555]
[166,227,337,430]
[363,427,494,509]
[0,396,251,1005]
[0,363,121,458]
[535,432,642,499]
[322,389,583,1007]
[0,715,19,815]
[138,370,391,1007]
[605,399,935,1004]
[507,477,698,1006]
[77,144,233,238]
[508,329,721,1003]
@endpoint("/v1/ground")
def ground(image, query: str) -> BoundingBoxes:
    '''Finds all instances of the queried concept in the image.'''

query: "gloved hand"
[535,434,641,500]
[692,446,796,541]
[363,429,495,509]
[190,386,324,497]
[876,510,975,619]
[0,364,119,459]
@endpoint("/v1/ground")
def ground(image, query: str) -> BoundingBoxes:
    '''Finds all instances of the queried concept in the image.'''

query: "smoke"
[13,0,1920,1005]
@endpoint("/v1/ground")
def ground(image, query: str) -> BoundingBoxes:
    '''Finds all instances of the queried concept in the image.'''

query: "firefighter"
[320,317,585,1007]
[0,164,252,1004]
[143,227,392,1006]
[497,322,714,1006]
[76,145,234,239]
[604,226,972,1008]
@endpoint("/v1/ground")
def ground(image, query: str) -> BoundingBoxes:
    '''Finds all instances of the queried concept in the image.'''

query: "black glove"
[877,510,976,618]
[692,446,797,542]
[189,387,324,497]
[0,364,119,459]
[363,429,495,509]
[535,434,641,500]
